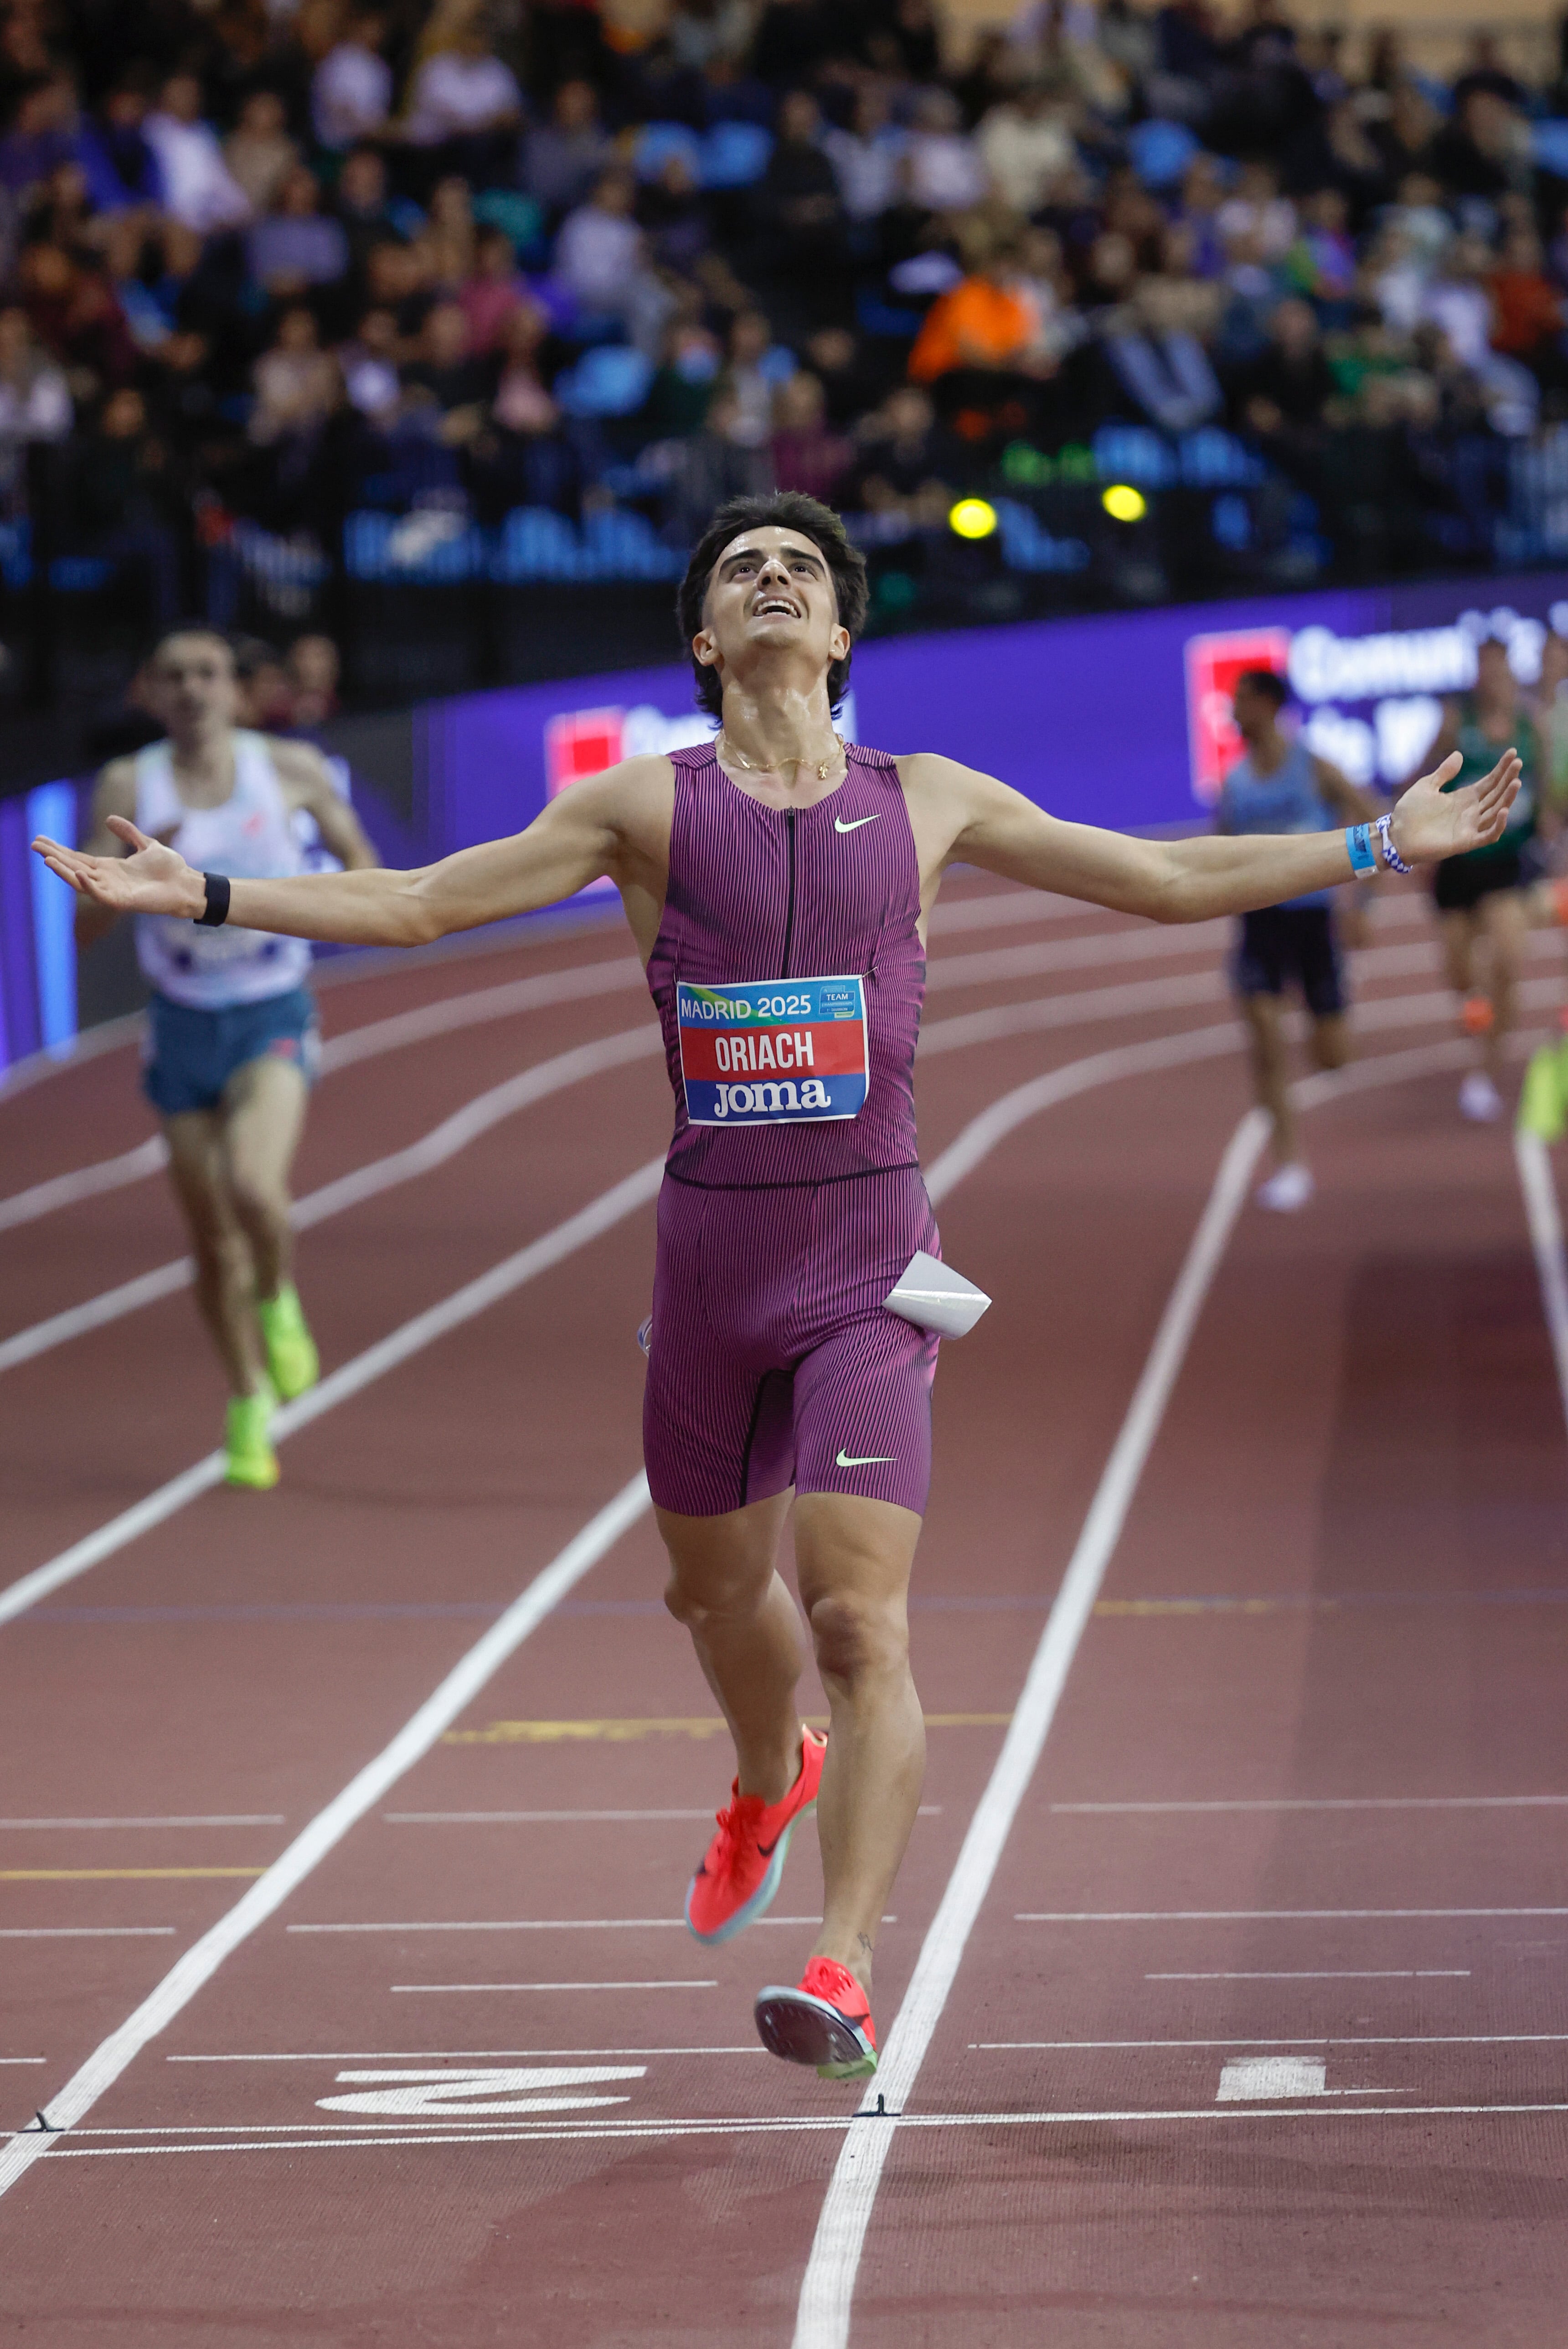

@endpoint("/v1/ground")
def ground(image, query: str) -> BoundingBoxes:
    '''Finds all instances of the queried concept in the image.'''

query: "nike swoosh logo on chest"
[834,814,881,833]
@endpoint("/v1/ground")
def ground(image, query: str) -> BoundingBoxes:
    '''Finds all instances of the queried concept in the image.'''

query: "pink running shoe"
[754,1957,878,2080]
[685,1726,826,1945]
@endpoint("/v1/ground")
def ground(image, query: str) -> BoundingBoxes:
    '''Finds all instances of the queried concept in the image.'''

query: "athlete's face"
[694,528,849,686]
[1231,678,1276,742]
[146,637,241,735]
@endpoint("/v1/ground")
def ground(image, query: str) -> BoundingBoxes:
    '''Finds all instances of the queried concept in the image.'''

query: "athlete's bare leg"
[221,1054,307,1303]
[1479,888,1528,1085]
[1309,1010,1349,1073]
[660,1489,924,1997]
[1439,905,1480,1032]
[162,1111,268,1397]
[161,1055,308,1396]
[1241,993,1297,1164]
[660,1492,804,1805]
[793,1492,923,1995]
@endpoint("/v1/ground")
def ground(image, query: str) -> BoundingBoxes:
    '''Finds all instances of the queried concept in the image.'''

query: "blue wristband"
[1345,823,1377,876]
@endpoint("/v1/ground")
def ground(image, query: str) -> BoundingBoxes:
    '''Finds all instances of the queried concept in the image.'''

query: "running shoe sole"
[684,1805,813,1946]
[754,1982,877,2080]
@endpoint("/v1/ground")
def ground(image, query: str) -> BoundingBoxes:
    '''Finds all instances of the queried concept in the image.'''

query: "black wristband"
[195,872,231,928]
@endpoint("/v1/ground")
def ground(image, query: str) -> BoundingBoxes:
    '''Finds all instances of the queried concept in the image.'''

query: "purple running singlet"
[642,742,940,1519]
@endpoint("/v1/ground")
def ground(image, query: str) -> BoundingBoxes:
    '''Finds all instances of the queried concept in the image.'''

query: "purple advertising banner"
[7,565,1568,1078]
[417,568,1568,864]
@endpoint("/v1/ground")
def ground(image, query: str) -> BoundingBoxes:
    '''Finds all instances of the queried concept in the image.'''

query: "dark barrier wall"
[5,568,1565,1080]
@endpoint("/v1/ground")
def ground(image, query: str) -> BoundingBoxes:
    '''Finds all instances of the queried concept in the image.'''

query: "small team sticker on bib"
[677,975,868,1125]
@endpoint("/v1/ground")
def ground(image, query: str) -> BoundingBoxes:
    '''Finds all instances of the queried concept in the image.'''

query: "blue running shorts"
[142,987,320,1118]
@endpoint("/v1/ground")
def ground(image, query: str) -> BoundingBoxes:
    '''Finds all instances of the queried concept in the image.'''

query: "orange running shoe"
[685,1725,827,1945]
[755,1957,878,2080]
[1461,994,1495,1038]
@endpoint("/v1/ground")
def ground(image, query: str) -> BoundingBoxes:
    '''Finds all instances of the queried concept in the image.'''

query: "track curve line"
[0,1025,663,1376]
[0,895,1454,1235]
[7,954,1539,1374]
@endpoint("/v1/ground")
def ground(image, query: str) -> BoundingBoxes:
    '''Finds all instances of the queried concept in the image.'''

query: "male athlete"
[1417,634,1541,1123]
[36,495,1518,2081]
[1218,668,1382,1212]
[73,629,378,1488]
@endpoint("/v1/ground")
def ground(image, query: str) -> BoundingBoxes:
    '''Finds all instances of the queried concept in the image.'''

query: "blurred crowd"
[1,0,1568,611]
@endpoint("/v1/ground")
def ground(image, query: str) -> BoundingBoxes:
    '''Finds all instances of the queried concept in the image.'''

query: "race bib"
[677,975,868,1125]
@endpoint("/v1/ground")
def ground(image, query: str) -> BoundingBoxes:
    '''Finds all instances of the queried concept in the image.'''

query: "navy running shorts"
[1233,906,1345,1019]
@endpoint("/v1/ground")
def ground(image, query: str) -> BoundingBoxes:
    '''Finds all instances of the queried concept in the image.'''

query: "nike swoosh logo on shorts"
[836,1449,894,1467]
[834,814,881,833]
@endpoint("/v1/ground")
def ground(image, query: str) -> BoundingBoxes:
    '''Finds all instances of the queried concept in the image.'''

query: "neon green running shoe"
[226,1386,279,1490]
[256,1282,319,1400]
[1518,1044,1566,1143]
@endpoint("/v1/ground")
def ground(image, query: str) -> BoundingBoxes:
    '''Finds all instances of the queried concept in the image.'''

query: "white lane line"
[0,1026,661,1375]
[168,2048,768,2059]
[0,901,1185,1225]
[0,1155,664,1630]
[0,894,1482,1252]
[0,2059,45,2065]
[390,1982,717,1993]
[1515,1128,1568,1446]
[384,1810,715,1824]
[1146,1970,1471,1981]
[0,1816,285,1830]
[791,1105,1269,2349]
[381,1806,943,1822]
[0,1137,168,1234]
[7,960,1540,1377]
[0,1470,651,2201]
[975,2034,1568,2049]
[0,1927,176,1939]
[22,2101,1568,2160]
[1054,1797,1568,1812]
[287,1916,883,1932]
[1020,1909,1568,1921]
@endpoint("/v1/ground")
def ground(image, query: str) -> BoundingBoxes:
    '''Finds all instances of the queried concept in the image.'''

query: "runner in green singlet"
[1422,636,1541,1122]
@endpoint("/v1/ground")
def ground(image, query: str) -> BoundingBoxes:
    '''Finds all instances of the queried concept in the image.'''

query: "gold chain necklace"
[718,730,845,784]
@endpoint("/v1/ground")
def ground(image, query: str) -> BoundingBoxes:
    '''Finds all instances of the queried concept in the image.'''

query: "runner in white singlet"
[74,630,377,1488]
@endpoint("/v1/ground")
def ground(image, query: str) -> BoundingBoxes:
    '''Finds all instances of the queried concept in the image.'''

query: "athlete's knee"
[227,1160,290,1239]
[191,1221,248,1283]
[806,1588,908,1688]
[663,1560,769,1633]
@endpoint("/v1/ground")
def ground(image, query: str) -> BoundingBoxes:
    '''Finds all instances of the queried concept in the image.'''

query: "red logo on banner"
[545,707,625,798]
[1184,628,1292,804]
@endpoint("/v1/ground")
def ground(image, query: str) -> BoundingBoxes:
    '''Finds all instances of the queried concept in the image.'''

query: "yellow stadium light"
[1101,483,1148,523]
[948,497,998,540]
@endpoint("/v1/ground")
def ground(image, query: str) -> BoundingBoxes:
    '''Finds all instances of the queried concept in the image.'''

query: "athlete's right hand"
[31,816,206,920]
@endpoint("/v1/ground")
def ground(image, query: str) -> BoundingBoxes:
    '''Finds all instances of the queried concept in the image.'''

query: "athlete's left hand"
[1389,747,1522,865]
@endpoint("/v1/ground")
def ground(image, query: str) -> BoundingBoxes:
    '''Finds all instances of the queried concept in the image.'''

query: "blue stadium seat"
[555,345,654,418]
[1128,119,1199,190]
[578,507,683,581]
[634,122,705,181]
[490,507,584,581]
[1178,427,1263,487]
[993,499,1091,574]
[700,122,772,187]
[1092,424,1177,488]
[345,509,485,582]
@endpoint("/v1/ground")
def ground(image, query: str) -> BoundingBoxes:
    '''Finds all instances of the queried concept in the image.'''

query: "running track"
[3,875,1568,2348]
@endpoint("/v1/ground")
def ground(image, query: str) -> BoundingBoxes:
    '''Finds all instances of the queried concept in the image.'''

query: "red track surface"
[3,882,1567,2347]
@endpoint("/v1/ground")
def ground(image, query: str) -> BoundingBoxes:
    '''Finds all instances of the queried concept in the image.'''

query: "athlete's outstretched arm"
[918,746,1522,921]
[32,760,659,947]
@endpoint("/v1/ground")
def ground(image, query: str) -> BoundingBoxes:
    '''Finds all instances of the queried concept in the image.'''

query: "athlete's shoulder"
[92,754,141,811]
[263,733,337,789]
[895,748,1010,804]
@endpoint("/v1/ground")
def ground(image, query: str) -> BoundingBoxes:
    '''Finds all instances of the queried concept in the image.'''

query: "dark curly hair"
[676,493,869,720]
